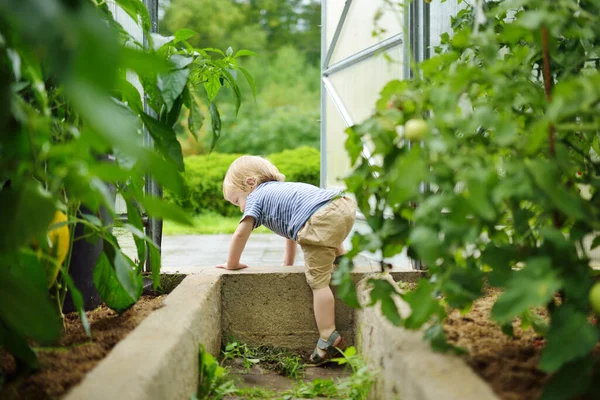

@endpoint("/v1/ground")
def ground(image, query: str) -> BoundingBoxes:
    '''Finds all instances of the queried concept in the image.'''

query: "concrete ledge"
[220,268,424,352]
[65,275,221,400]
[356,275,499,400]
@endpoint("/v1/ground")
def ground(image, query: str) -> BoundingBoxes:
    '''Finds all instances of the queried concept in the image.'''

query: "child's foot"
[308,330,346,366]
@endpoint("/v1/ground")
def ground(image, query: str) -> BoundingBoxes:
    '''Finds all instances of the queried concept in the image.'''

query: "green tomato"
[404,119,429,141]
[590,282,600,314]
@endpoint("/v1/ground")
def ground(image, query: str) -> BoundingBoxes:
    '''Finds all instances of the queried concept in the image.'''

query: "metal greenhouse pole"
[320,0,407,269]
[143,0,162,272]
[320,0,464,270]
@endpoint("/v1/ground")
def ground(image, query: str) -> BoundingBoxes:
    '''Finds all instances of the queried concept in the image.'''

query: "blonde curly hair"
[223,155,285,200]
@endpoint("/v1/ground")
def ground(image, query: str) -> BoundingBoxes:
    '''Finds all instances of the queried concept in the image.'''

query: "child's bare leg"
[335,244,345,256]
[312,286,336,358]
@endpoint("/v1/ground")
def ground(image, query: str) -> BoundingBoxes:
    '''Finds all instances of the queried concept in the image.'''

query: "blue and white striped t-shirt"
[242,181,341,240]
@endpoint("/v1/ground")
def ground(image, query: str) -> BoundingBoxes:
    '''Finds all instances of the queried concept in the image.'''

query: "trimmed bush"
[167,147,320,216]
[268,146,320,187]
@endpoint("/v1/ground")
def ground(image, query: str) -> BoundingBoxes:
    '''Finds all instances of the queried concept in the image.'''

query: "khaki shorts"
[296,196,356,289]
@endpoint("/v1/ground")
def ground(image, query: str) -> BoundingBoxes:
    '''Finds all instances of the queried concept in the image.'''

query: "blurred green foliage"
[163,0,321,155]
[269,147,320,187]
[340,1,600,399]
[0,0,254,371]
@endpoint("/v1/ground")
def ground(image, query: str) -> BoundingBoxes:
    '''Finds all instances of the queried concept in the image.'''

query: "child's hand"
[216,263,249,270]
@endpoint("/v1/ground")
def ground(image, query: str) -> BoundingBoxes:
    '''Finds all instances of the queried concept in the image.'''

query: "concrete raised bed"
[355,276,499,400]
[64,267,499,400]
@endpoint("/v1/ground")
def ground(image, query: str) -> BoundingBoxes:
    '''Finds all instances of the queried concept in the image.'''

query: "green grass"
[163,213,271,235]
[196,341,374,400]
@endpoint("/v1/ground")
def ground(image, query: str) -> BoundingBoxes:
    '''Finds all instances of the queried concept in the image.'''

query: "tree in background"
[162,0,267,53]
[163,0,322,156]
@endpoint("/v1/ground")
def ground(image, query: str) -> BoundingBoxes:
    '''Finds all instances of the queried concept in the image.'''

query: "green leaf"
[388,148,427,206]
[158,68,190,112]
[148,242,161,290]
[93,252,139,313]
[208,102,221,152]
[0,251,61,344]
[225,47,233,57]
[150,33,174,51]
[331,258,360,308]
[204,75,221,103]
[103,238,141,301]
[343,346,357,358]
[500,322,515,337]
[125,198,146,267]
[115,77,143,114]
[525,160,586,220]
[166,94,184,128]
[239,66,256,100]
[139,196,193,226]
[517,10,547,30]
[491,257,562,324]
[140,113,184,171]
[521,309,549,336]
[69,6,120,92]
[234,49,257,58]
[121,47,171,75]
[61,269,91,337]
[137,150,185,196]
[408,227,444,267]
[174,28,197,43]
[368,279,402,326]
[0,182,56,252]
[90,162,132,183]
[441,266,484,309]
[203,48,225,56]
[424,323,466,354]
[114,0,152,31]
[7,48,21,81]
[187,92,204,140]
[402,279,444,329]
[540,356,595,400]
[344,126,365,166]
[68,82,143,158]
[169,55,194,69]
[539,305,599,373]
[465,172,496,221]
[220,68,242,115]
[590,235,600,251]
[0,320,38,369]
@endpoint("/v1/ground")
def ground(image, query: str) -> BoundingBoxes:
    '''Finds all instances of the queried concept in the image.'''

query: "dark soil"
[444,289,600,400]
[0,273,185,400]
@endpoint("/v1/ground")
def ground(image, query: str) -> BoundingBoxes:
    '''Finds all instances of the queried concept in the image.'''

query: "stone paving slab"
[117,232,413,274]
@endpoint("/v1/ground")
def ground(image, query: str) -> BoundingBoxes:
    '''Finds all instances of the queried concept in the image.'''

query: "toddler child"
[217,155,356,365]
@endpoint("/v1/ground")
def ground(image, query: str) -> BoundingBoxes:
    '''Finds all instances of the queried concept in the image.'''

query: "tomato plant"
[0,0,254,370]
[336,1,600,398]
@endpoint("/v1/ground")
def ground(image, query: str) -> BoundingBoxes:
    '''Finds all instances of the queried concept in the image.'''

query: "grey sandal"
[309,330,346,366]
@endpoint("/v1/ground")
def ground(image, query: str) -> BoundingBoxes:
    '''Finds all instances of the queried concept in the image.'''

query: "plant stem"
[541,25,561,229]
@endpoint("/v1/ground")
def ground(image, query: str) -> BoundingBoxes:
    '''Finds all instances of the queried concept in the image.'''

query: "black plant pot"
[62,187,116,313]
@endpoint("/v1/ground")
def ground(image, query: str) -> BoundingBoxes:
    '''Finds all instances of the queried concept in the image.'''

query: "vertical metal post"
[143,0,162,272]
[320,0,327,188]
[423,0,431,61]
[407,0,431,271]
